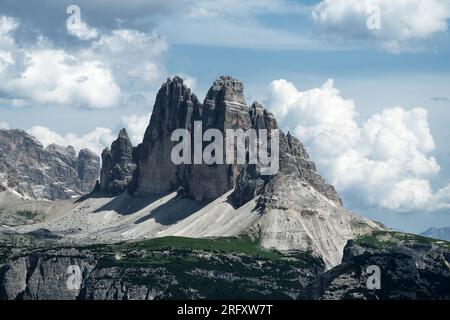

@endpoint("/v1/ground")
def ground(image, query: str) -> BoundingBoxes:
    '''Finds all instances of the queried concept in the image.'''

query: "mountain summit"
[125,76,383,268]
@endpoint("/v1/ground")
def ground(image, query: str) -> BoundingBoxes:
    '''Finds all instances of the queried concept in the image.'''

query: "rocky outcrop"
[131,76,269,200]
[0,236,324,300]
[130,76,202,196]
[78,149,101,193]
[0,129,100,200]
[128,76,377,268]
[185,77,252,201]
[0,248,96,300]
[1,232,448,300]
[299,231,450,299]
[131,76,342,203]
[100,129,136,196]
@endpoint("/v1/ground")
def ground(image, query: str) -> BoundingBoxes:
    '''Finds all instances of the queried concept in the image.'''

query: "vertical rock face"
[187,76,252,201]
[78,149,101,193]
[131,76,272,201]
[131,76,202,196]
[131,76,342,204]
[100,129,136,196]
[231,101,278,206]
[0,129,100,200]
[126,75,372,268]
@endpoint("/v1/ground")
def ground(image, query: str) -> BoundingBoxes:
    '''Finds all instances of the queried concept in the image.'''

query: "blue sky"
[1,0,450,233]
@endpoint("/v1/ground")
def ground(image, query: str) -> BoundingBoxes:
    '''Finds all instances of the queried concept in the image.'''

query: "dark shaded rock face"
[299,232,450,300]
[0,129,100,200]
[100,129,136,196]
[1,232,448,300]
[131,76,257,200]
[130,76,341,205]
[187,76,251,201]
[78,149,101,193]
[131,76,202,196]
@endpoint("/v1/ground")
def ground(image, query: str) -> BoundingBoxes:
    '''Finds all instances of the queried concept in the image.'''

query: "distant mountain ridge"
[420,227,450,241]
[0,129,100,200]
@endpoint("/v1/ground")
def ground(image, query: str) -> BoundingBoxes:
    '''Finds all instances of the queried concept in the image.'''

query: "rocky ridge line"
[0,129,100,200]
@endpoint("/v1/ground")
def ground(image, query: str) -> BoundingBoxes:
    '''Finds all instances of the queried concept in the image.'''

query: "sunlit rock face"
[0,129,99,200]
[130,76,202,196]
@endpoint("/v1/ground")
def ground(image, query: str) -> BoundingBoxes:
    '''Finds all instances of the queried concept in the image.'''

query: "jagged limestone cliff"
[129,76,382,268]
[0,129,100,200]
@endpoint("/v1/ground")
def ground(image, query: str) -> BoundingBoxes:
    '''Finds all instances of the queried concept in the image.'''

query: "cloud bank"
[267,79,450,212]
[313,0,450,52]
[27,112,151,155]
[0,15,167,110]
[121,113,151,145]
[27,126,116,155]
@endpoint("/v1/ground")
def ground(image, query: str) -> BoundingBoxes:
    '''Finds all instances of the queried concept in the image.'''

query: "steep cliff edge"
[1,232,448,300]
[0,234,324,300]
[130,76,202,196]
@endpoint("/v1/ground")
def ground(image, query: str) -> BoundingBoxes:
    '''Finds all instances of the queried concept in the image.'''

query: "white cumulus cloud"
[267,78,450,212]
[67,20,99,40]
[312,0,450,52]
[6,49,121,109]
[0,15,18,47]
[0,16,19,74]
[0,15,167,110]
[121,113,151,145]
[85,29,168,93]
[27,126,116,155]
[0,122,10,130]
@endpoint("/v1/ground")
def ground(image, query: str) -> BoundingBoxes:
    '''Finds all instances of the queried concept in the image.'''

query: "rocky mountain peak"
[46,144,77,159]
[0,129,100,200]
[130,76,201,196]
[420,226,450,241]
[117,128,129,140]
[205,76,246,106]
[0,77,385,271]
[249,101,278,130]
[130,76,342,204]
[126,76,376,268]
[99,128,136,196]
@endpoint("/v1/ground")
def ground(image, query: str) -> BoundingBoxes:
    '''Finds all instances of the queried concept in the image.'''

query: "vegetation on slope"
[355,230,450,250]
